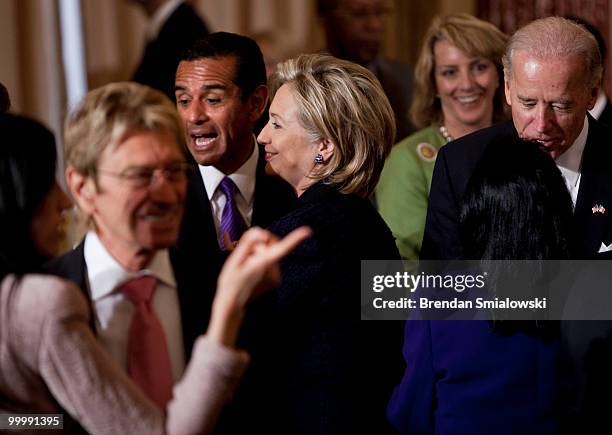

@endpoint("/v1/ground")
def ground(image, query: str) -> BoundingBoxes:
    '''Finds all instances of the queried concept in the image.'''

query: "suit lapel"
[173,165,223,357]
[573,117,612,257]
[180,164,222,254]
[44,240,95,330]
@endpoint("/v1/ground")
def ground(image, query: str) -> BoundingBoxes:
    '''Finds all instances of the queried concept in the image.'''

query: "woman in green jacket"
[377,13,508,259]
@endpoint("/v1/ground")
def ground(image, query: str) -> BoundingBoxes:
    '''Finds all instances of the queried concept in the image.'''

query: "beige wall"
[386,0,476,65]
[0,0,21,112]
[1,0,480,124]
[10,0,612,128]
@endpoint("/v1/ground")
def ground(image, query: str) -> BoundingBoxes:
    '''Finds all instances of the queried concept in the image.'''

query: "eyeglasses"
[97,161,191,188]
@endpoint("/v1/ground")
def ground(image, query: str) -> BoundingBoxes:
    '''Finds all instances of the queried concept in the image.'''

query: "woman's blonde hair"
[269,54,395,198]
[411,13,508,129]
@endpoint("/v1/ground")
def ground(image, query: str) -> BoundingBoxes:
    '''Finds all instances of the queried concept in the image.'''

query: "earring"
[314,153,324,164]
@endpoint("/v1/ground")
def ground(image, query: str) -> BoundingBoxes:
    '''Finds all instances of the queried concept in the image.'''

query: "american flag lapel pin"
[592,203,606,214]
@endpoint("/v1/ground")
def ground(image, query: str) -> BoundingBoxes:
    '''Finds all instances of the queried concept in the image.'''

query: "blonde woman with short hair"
[377,13,508,259]
[255,53,401,434]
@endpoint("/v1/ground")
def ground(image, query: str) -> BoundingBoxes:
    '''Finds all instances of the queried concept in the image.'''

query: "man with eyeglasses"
[317,0,415,140]
[46,82,203,408]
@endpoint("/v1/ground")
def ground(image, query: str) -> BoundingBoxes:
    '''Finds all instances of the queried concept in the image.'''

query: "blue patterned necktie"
[218,176,247,250]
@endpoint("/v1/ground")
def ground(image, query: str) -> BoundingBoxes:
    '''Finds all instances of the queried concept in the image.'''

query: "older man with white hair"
[422,16,609,260]
[420,16,612,433]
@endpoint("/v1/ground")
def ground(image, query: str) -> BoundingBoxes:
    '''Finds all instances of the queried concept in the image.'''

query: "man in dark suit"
[422,16,610,260]
[130,0,209,100]
[46,82,205,410]
[172,32,294,302]
[421,17,612,432]
[172,32,294,434]
[317,0,415,141]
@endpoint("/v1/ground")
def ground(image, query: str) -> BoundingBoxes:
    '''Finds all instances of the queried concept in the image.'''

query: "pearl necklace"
[439,125,454,143]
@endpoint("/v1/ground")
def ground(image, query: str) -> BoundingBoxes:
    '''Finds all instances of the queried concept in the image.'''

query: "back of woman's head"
[0,113,58,277]
[460,138,573,260]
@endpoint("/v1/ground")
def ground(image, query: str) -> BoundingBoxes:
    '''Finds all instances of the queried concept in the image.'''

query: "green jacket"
[376,124,446,259]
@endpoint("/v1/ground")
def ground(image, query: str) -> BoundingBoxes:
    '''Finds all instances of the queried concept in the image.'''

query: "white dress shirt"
[84,231,186,382]
[555,116,588,208]
[199,138,258,246]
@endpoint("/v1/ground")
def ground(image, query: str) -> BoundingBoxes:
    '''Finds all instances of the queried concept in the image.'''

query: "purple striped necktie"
[218,176,247,250]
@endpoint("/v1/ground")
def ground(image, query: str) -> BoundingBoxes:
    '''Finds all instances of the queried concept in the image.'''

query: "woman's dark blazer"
[237,182,402,435]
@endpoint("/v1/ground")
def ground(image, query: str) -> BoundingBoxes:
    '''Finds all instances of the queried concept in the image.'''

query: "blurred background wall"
[0,0,609,137]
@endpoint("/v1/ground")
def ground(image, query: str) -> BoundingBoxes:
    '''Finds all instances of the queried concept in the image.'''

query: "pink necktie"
[120,275,174,409]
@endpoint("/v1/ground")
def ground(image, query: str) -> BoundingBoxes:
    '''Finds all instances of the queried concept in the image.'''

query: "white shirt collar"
[146,0,183,40]
[589,90,608,120]
[200,137,258,203]
[84,231,176,301]
[555,116,588,173]
[555,116,588,208]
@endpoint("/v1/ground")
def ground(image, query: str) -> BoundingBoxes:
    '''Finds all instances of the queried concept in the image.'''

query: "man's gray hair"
[502,16,603,88]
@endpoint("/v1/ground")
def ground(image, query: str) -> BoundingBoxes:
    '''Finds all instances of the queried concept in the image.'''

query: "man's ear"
[65,165,96,215]
[317,138,335,162]
[587,83,600,110]
[504,79,512,106]
[247,85,269,122]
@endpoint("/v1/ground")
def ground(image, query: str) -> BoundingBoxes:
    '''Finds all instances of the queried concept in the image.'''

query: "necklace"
[439,125,454,143]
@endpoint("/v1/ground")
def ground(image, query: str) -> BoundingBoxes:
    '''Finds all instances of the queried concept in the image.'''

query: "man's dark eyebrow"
[201,84,227,92]
[174,84,227,93]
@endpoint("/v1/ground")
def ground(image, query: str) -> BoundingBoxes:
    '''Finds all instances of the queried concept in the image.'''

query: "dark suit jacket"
[596,100,612,128]
[421,117,612,260]
[132,2,209,100]
[420,117,612,433]
[219,182,402,435]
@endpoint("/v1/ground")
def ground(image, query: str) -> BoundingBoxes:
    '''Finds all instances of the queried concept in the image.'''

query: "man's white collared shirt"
[84,231,185,382]
[555,116,588,208]
[199,139,258,246]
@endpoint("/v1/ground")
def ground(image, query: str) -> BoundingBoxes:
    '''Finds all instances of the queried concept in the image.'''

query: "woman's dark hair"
[0,113,58,280]
[459,138,573,336]
[460,138,573,260]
